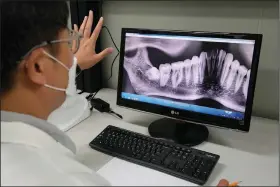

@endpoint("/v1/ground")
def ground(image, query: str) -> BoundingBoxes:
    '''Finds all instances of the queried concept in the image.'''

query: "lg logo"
[171,110,179,115]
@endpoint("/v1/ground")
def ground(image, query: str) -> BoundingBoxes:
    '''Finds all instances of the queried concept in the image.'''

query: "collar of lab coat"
[1,110,76,153]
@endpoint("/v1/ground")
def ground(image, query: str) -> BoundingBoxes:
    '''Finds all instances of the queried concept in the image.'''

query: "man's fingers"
[74,24,79,32]
[84,10,93,38]
[217,179,229,187]
[79,16,87,35]
[94,47,114,63]
[72,24,79,52]
[90,17,104,45]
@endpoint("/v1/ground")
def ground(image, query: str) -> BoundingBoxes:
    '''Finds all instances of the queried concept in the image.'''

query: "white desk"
[67,88,279,186]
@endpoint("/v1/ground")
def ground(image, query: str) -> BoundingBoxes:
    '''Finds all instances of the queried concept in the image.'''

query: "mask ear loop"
[44,84,67,92]
[42,49,70,92]
[42,50,70,71]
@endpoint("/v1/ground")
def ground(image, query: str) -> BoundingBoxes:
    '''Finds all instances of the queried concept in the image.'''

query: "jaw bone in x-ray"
[123,38,253,113]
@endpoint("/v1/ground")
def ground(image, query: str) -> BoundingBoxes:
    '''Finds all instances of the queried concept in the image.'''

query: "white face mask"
[43,50,77,96]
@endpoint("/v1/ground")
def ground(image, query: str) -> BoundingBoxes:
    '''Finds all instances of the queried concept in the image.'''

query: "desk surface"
[67,88,279,186]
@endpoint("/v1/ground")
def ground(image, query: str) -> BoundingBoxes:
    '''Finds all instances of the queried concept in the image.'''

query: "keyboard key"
[142,156,150,162]
[136,154,142,159]
[151,158,161,165]
[177,160,186,169]
[193,170,200,178]
[163,158,173,166]
[175,164,181,171]
[199,171,208,181]
[183,168,193,176]
[155,151,161,156]
[168,163,176,170]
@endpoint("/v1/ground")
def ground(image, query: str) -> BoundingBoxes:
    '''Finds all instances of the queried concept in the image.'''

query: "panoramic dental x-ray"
[122,34,254,113]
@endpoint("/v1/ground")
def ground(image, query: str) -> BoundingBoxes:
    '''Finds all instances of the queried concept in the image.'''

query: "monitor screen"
[117,28,262,132]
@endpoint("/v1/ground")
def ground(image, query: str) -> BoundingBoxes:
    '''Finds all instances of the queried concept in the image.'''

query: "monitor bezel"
[116,28,262,132]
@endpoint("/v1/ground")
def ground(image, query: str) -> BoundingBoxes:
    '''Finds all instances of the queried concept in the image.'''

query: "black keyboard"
[89,125,220,185]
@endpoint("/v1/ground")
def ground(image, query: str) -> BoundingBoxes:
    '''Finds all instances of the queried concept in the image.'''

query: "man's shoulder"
[1,143,110,186]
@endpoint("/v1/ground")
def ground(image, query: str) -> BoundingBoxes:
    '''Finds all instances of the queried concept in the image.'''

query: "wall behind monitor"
[100,0,279,120]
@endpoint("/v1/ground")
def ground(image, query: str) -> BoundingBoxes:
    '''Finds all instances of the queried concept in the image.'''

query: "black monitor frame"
[117,28,262,132]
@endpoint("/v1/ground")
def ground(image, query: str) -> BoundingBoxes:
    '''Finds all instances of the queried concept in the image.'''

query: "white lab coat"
[1,121,111,186]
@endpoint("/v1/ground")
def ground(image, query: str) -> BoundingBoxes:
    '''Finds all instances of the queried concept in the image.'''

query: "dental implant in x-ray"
[122,38,253,113]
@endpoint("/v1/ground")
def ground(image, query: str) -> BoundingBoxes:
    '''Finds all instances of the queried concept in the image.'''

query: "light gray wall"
[100,0,279,120]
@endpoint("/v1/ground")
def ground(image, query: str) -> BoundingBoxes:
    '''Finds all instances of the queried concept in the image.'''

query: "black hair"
[0,0,69,93]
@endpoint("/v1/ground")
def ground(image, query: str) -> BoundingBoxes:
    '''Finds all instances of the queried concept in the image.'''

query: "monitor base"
[148,118,209,146]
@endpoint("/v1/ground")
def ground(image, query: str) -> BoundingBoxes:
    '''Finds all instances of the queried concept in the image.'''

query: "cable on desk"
[90,105,94,111]
[109,110,123,119]
[86,93,94,100]
[86,24,121,115]
[88,89,101,101]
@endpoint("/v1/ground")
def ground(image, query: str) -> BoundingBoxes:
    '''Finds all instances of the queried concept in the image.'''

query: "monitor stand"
[148,118,209,146]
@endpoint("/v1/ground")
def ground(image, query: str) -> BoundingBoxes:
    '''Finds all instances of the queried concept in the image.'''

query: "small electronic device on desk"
[90,98,123,119]
[90,28,262,185]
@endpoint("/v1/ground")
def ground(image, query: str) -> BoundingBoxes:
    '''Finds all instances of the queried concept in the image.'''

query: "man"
[1,1,229,186]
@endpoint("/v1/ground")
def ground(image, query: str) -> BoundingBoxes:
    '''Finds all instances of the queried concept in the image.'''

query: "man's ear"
[23,49,49,86]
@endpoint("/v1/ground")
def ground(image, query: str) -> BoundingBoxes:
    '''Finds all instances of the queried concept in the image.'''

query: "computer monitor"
[117,28,262,146]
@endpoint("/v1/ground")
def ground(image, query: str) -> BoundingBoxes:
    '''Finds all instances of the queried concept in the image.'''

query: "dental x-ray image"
[122,34,254,113]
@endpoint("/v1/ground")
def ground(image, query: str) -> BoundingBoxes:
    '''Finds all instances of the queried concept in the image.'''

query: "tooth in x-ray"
[212,49,219,75]
[191,56,200,85]
[184,59,192,86]
[205,49,218,76]
[206,52,212,76]
[225,60,240,90]
[145,67,160,81]
[159,63,171,87]
[199,52,207,84]
[242,69,251,99]
[217,50,226,77]
[171,62,184,88]
[234,65,247,93]
[220,53,233,86]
